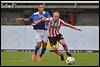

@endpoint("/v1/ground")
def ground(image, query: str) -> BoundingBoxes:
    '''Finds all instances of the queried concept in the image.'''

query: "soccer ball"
[66,57,75,65]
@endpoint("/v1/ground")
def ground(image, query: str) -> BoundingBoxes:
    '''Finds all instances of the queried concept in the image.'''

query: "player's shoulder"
[33,12,39,15]
[43,11,50,15]
[59,19,63,21]
[45,11,49,14]
[59,19,66,23]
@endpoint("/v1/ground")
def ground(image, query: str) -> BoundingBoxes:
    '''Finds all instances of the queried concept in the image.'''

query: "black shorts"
[48,34,64,46]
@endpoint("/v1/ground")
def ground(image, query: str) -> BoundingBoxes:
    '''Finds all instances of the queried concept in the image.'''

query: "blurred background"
[1,1,99,26]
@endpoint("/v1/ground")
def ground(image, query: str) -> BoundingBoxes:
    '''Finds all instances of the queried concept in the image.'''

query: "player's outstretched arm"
[67,24,81,31]
[16,18,30,22]
[61,19,81,31]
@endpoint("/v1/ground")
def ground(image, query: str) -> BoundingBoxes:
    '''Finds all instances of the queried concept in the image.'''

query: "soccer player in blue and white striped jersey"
[16,3,51,61]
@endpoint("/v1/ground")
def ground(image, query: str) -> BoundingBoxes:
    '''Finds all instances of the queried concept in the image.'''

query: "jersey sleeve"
[60,19,69,26]
[29,13,40,21]
[45,11,51,18]
[28,13,34,20]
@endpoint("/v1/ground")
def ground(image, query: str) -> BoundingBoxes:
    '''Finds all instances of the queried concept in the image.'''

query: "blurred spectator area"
[1,1,99,26]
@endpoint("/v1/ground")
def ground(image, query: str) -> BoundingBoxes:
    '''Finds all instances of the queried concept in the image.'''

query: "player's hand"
[16,18,24,22]
[31,23,36,26]
[77,28,82,31]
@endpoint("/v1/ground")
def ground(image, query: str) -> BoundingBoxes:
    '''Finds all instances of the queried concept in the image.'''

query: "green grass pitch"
[1,51,99,66]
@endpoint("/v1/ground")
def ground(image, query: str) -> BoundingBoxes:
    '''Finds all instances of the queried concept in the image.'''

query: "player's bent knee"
[42,45,47,48]
[42,42,47,48]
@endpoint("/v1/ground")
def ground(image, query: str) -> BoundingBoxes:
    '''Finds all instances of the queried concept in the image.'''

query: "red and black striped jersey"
[46,17,69,37]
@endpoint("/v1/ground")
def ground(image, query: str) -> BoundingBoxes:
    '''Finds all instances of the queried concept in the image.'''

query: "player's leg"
[32,30,42,61]
[38,30,48,61]
[32,42,42,61]
[51,45,64,61]
[59,39,72,57]
[48,36,64,61]
[38,41,47,61]
[57,34,72,57]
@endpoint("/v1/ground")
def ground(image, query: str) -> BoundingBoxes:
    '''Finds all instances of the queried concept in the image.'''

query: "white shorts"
[34,30,49,43]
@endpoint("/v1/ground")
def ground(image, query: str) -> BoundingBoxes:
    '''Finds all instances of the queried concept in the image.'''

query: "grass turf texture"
[1,51,99,66]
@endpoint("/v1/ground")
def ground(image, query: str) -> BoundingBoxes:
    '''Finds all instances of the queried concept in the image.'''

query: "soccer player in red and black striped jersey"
[32,11,81,61]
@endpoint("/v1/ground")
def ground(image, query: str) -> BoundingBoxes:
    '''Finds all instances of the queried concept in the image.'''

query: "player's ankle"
[66,51,72,57]
[32,54,36,61]
[38,56,42,61]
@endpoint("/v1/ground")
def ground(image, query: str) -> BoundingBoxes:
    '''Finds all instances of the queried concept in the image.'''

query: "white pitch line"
[1,59,29,62]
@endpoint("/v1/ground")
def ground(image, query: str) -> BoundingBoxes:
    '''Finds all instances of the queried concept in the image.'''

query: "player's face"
[38,5,45,13]
[53,13,60,22]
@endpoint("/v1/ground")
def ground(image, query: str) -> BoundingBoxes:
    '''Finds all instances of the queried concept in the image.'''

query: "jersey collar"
[36,11,45,15]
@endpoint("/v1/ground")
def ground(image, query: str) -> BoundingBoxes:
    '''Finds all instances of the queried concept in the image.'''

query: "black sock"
[66,51,72,57]
[61,55,64,61]
[62,44,72,57]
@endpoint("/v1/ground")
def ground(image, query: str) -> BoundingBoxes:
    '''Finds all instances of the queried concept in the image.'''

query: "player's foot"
[38,56,42,61]
[32,53,36,61]
[61,55,65,61]
[66,51,72,57]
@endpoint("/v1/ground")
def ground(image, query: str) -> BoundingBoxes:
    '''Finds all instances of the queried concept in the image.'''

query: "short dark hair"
[38,3,45,6]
